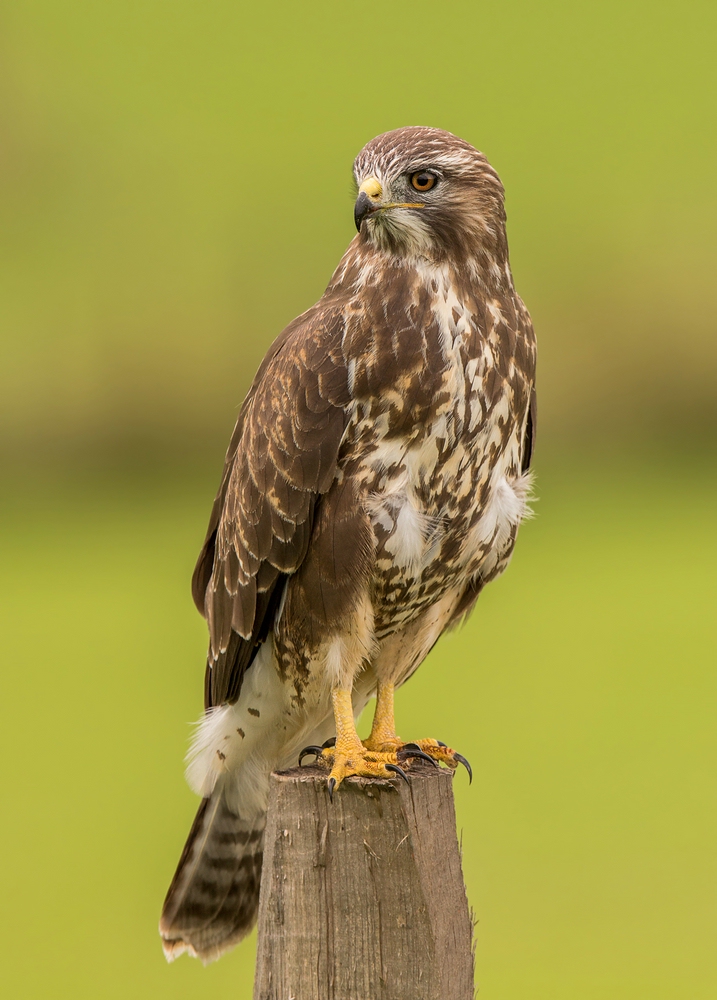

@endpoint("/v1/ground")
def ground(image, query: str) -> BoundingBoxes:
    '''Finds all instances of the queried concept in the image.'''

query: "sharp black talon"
[454,752,473,784]
[321,736,337,749]
[298,745,323,765]
[327,777,336,801]
[385,763,410,785]
[436,740,447,747]
[397,746,439,768]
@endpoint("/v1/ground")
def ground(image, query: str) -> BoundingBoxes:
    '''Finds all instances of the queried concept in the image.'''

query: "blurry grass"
[0,456,715,998]
[1,0,716,463]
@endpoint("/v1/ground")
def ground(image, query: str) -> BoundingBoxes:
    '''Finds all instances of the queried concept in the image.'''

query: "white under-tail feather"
[185,643,288,802]
[160,640,377,963]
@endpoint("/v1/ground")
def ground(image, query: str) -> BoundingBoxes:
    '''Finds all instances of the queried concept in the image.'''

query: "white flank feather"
[185,642,285,798]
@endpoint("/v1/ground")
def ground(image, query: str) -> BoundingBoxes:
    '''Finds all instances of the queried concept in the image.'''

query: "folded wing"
[191,307,352,708]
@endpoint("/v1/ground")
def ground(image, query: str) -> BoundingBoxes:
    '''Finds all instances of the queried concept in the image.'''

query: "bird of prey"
[160,126,537,963]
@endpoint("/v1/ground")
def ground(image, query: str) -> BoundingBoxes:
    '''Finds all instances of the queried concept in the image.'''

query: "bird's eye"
[410,171,437,192]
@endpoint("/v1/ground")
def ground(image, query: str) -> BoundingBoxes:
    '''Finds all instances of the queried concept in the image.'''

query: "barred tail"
[159,788,264,964]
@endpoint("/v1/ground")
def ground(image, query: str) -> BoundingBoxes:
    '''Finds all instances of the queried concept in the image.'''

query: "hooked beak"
[354,177,382,231]
[354,190,375,231]
[354,175,426,232]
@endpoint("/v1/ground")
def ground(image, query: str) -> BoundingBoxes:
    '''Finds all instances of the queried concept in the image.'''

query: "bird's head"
[352,127,507,267]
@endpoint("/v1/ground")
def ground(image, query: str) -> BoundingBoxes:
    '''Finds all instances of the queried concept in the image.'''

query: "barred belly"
[364,413,530,640]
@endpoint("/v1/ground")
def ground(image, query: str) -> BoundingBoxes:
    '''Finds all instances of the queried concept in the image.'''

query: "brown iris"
[410,171,437,192]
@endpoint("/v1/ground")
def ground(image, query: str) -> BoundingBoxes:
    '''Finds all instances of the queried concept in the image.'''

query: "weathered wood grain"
[253,763,474,1000]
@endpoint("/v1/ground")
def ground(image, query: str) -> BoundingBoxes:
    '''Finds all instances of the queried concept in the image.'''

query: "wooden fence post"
[253,762,475,1000]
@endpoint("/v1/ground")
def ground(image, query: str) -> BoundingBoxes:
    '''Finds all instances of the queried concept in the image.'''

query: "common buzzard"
[160,126,537,963]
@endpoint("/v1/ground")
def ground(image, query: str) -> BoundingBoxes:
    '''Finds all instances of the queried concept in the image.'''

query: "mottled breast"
[341,261,534,639]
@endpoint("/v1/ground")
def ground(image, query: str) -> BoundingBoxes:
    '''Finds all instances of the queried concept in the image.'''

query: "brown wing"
[192,305,352,708]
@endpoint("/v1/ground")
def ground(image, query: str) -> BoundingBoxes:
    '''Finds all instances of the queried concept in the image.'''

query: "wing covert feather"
[193,307,352,708]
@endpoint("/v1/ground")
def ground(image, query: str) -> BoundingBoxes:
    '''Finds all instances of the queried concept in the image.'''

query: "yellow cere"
[359,176,383,200]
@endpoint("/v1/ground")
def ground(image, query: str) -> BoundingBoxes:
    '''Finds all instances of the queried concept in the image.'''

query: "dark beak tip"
[354,191,373,232]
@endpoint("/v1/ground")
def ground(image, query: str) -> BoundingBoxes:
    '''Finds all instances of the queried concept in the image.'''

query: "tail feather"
[159,788,264,964]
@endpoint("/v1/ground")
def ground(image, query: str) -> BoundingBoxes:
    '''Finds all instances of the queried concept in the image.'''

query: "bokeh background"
[1,2,715,997]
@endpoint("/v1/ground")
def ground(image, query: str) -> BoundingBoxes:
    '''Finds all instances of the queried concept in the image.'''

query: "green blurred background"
[1,1,715,997]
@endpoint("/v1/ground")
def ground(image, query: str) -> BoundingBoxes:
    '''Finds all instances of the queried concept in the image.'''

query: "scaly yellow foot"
[404,738,473,782]
[362,682,472,781]
[299,736,470,794]
[298,688,441,797]
[360,733,472,781]
[299,737,411,799]
[364,683,473,781]
[298,684,471,798]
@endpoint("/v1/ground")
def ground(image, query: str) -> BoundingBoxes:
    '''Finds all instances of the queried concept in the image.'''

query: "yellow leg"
[299,683,473,796]
[364,681,401,751]
[331,687,366,761]
[365,681,473,782]
[314,687,402,796]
